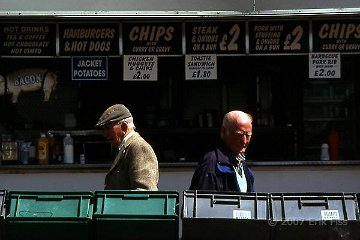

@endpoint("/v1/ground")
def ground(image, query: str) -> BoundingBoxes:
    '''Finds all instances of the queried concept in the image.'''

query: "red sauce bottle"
[328,128,339,160]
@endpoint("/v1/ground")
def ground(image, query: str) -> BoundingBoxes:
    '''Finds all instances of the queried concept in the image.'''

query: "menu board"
[122,22,182,55]
[71,56,108,80]
[185,22,246,54]
[312,20,360,52]
[0,23,56,56]
[59,23,119,56]
[249,21,309,54]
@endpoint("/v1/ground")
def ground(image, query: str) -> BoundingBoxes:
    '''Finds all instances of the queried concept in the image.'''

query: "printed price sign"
[123,55,158,81]
[249,21,309,54]
[309,53,341,78]
[185,54,217,80]
[185,22,246,54]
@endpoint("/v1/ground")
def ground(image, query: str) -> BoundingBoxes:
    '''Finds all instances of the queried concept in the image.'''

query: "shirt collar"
[234,152,246,167]
[118,130,135,151]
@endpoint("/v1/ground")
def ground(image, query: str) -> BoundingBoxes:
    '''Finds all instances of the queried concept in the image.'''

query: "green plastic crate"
[0,190,6,240]
[93,190,179,240]
[5,191,94,240]
[182,190,271,240]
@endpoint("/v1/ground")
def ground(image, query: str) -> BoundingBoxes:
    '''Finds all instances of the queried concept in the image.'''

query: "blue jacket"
[189,143,254,192]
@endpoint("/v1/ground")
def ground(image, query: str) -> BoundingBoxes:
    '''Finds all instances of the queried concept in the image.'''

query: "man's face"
[102,121,123,146]
[222,118,252,155]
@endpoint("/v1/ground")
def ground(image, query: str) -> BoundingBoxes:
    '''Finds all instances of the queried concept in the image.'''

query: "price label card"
[123,55,158,81]
[321,210,340,220]
[185,54,217,80]
[233,210,252,219]
[309,53,341,78]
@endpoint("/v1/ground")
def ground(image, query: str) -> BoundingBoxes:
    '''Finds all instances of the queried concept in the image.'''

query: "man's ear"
[119,122,128,132]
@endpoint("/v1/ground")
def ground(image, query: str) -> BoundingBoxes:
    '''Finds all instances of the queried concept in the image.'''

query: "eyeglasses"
[235,130,252,138]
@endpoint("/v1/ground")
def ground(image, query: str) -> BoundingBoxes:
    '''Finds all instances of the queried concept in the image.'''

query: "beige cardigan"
[104,132,159,190]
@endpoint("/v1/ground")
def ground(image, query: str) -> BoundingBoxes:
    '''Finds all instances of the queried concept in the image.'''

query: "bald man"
[189,110,255,192]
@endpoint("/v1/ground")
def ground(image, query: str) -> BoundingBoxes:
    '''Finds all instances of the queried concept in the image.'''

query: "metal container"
[1,135,18,162]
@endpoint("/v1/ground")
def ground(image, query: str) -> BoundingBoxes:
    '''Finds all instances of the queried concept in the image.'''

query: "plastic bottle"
[63,133,74,164]
[328,128,339,160]
[320,143,330,160]
[38,133,49,164]
[47,132,56,164]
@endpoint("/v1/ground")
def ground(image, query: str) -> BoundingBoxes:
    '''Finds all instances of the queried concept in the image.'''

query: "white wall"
[1,165,359,193]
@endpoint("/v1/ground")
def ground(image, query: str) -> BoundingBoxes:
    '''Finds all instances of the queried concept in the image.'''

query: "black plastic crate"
[269,192,360,240]
[182,190,270,240]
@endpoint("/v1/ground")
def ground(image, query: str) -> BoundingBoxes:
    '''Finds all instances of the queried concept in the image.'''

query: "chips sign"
[122,23,182,55]
[312,20,360,52]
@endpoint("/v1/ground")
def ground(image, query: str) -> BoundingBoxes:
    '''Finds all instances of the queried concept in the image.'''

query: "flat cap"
[95,104,132,127]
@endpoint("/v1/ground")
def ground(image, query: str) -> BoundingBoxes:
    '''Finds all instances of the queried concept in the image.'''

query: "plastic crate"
[269,192,360,240]
[0,190,6,240]
[182,190,270,240]
[93,190,179,240]
[5,191,94,240]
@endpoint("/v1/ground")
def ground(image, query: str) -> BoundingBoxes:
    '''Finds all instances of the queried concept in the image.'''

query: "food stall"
[0,1,360,194]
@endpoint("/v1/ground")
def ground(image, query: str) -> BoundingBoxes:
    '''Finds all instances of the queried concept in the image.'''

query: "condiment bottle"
[328,128,339,160]
[38,133,49,164]
[63,133,74,164]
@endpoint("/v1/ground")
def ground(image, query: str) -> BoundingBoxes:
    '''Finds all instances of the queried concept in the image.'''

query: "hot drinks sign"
[0,23,56,56]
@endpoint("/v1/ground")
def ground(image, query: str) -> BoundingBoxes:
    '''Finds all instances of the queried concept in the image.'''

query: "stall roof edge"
[0,8,360,18]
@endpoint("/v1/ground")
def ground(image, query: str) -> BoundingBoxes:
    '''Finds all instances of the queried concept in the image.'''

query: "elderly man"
[96,103,159,190]
[190,110,255,192]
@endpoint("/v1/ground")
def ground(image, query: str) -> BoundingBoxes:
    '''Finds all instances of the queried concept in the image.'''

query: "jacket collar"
[108,132,139,173]
[216,141,237,165]
[118,130,136,152]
